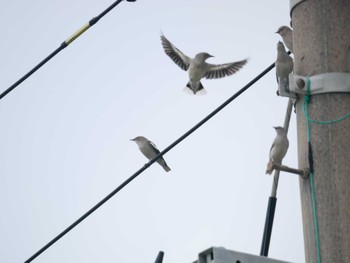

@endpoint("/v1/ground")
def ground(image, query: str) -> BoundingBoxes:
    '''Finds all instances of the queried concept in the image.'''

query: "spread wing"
[160,34,191,71]
[204,59,247,79]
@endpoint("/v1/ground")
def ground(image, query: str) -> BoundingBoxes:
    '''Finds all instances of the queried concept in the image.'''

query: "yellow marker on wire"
[1,0,137,101]
[64,23,91,45]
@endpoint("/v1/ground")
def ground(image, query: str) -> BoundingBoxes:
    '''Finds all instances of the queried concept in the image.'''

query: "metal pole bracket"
[289,72,350,95]
[272,164,309,179]
[278,76,297,98]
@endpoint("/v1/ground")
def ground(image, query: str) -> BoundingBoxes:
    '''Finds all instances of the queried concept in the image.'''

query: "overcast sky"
[0,1,304,262]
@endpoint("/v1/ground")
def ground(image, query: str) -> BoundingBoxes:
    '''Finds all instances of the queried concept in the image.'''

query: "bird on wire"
[160,33,247,95]
[266,126,289,175]
[131,136,171,172]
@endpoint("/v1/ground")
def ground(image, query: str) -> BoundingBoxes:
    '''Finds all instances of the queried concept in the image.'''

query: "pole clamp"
[289,72,350,95]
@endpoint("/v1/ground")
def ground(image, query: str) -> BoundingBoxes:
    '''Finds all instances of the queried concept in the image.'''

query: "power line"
[0,0,137,101]
[24,61,275,262]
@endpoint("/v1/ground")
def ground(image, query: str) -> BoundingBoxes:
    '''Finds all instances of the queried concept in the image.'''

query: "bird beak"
[209,54,214,58]
[273,126,277,129]
[130,138,135,141]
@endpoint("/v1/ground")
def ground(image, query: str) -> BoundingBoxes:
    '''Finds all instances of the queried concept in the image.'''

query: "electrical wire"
[24,61,276,262]
[0,0,136,101]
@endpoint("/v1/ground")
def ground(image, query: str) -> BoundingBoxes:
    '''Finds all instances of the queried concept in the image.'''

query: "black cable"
[159,62,276,158]
[154,251,164,263]
[24,61,275,262]
[260,196,277,256]
[24,162,148,263]
[308,142,314,173]
[0,0,135,101]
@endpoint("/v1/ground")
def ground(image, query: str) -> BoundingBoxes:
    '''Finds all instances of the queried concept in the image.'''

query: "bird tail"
[265,161,274,175]
[185,81,206,95]
[163,164,171,172]
[158,158,171,172]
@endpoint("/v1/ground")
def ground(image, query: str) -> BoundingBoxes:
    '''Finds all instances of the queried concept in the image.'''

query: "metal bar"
[260,99,294,257]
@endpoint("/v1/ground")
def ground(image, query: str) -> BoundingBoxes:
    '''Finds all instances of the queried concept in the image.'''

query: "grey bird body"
[160,33,247,94]
[131,136,171,172]
[276,41,293,91]
[276,26,293,53]
[266,127,289,174]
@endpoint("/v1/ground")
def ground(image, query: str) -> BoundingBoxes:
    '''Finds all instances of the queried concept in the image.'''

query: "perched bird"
[276,26,293,53]
[160,33,247,94]
[266,127,289,175]
[276,41,293,93]
[131,136,171,172]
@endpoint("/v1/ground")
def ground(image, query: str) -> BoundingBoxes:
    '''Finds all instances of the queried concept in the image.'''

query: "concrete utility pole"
[291,0,350,262]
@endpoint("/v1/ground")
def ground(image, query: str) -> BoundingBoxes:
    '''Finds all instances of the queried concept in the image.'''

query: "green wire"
[302,104,350,124]
[302,77,350,125]
[304,76,322,263]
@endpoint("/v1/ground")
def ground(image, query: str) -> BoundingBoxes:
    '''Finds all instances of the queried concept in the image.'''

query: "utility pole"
[291,0,350,262]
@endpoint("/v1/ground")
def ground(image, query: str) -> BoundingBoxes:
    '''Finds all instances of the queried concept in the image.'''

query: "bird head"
[273,126,285,134]
[276,26,291,37]
[130,136,145,142]
[195,52,214,61]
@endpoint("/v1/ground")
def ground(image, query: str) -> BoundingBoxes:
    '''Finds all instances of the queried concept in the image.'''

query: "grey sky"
[0,1,304,262]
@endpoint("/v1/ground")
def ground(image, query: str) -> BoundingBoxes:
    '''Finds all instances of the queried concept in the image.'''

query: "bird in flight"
[160,33,247,94]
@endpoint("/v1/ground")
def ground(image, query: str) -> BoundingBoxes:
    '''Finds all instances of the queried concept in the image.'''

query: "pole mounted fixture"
[271,164,309,179]
[290,73,350,95]
[277,75,297,98]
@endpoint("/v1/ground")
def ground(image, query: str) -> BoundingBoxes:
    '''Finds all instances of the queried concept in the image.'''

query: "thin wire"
[0,0,129,101]
[302,103,350,125]
[24,163,147,262]
[304,76,322,263]
[24,61,276,262]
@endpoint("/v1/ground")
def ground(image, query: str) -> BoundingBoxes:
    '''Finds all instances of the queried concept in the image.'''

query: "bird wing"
[160,34,191,71]
[269,142,275,160]
[149,140,161,155]
[204,59,247,79]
